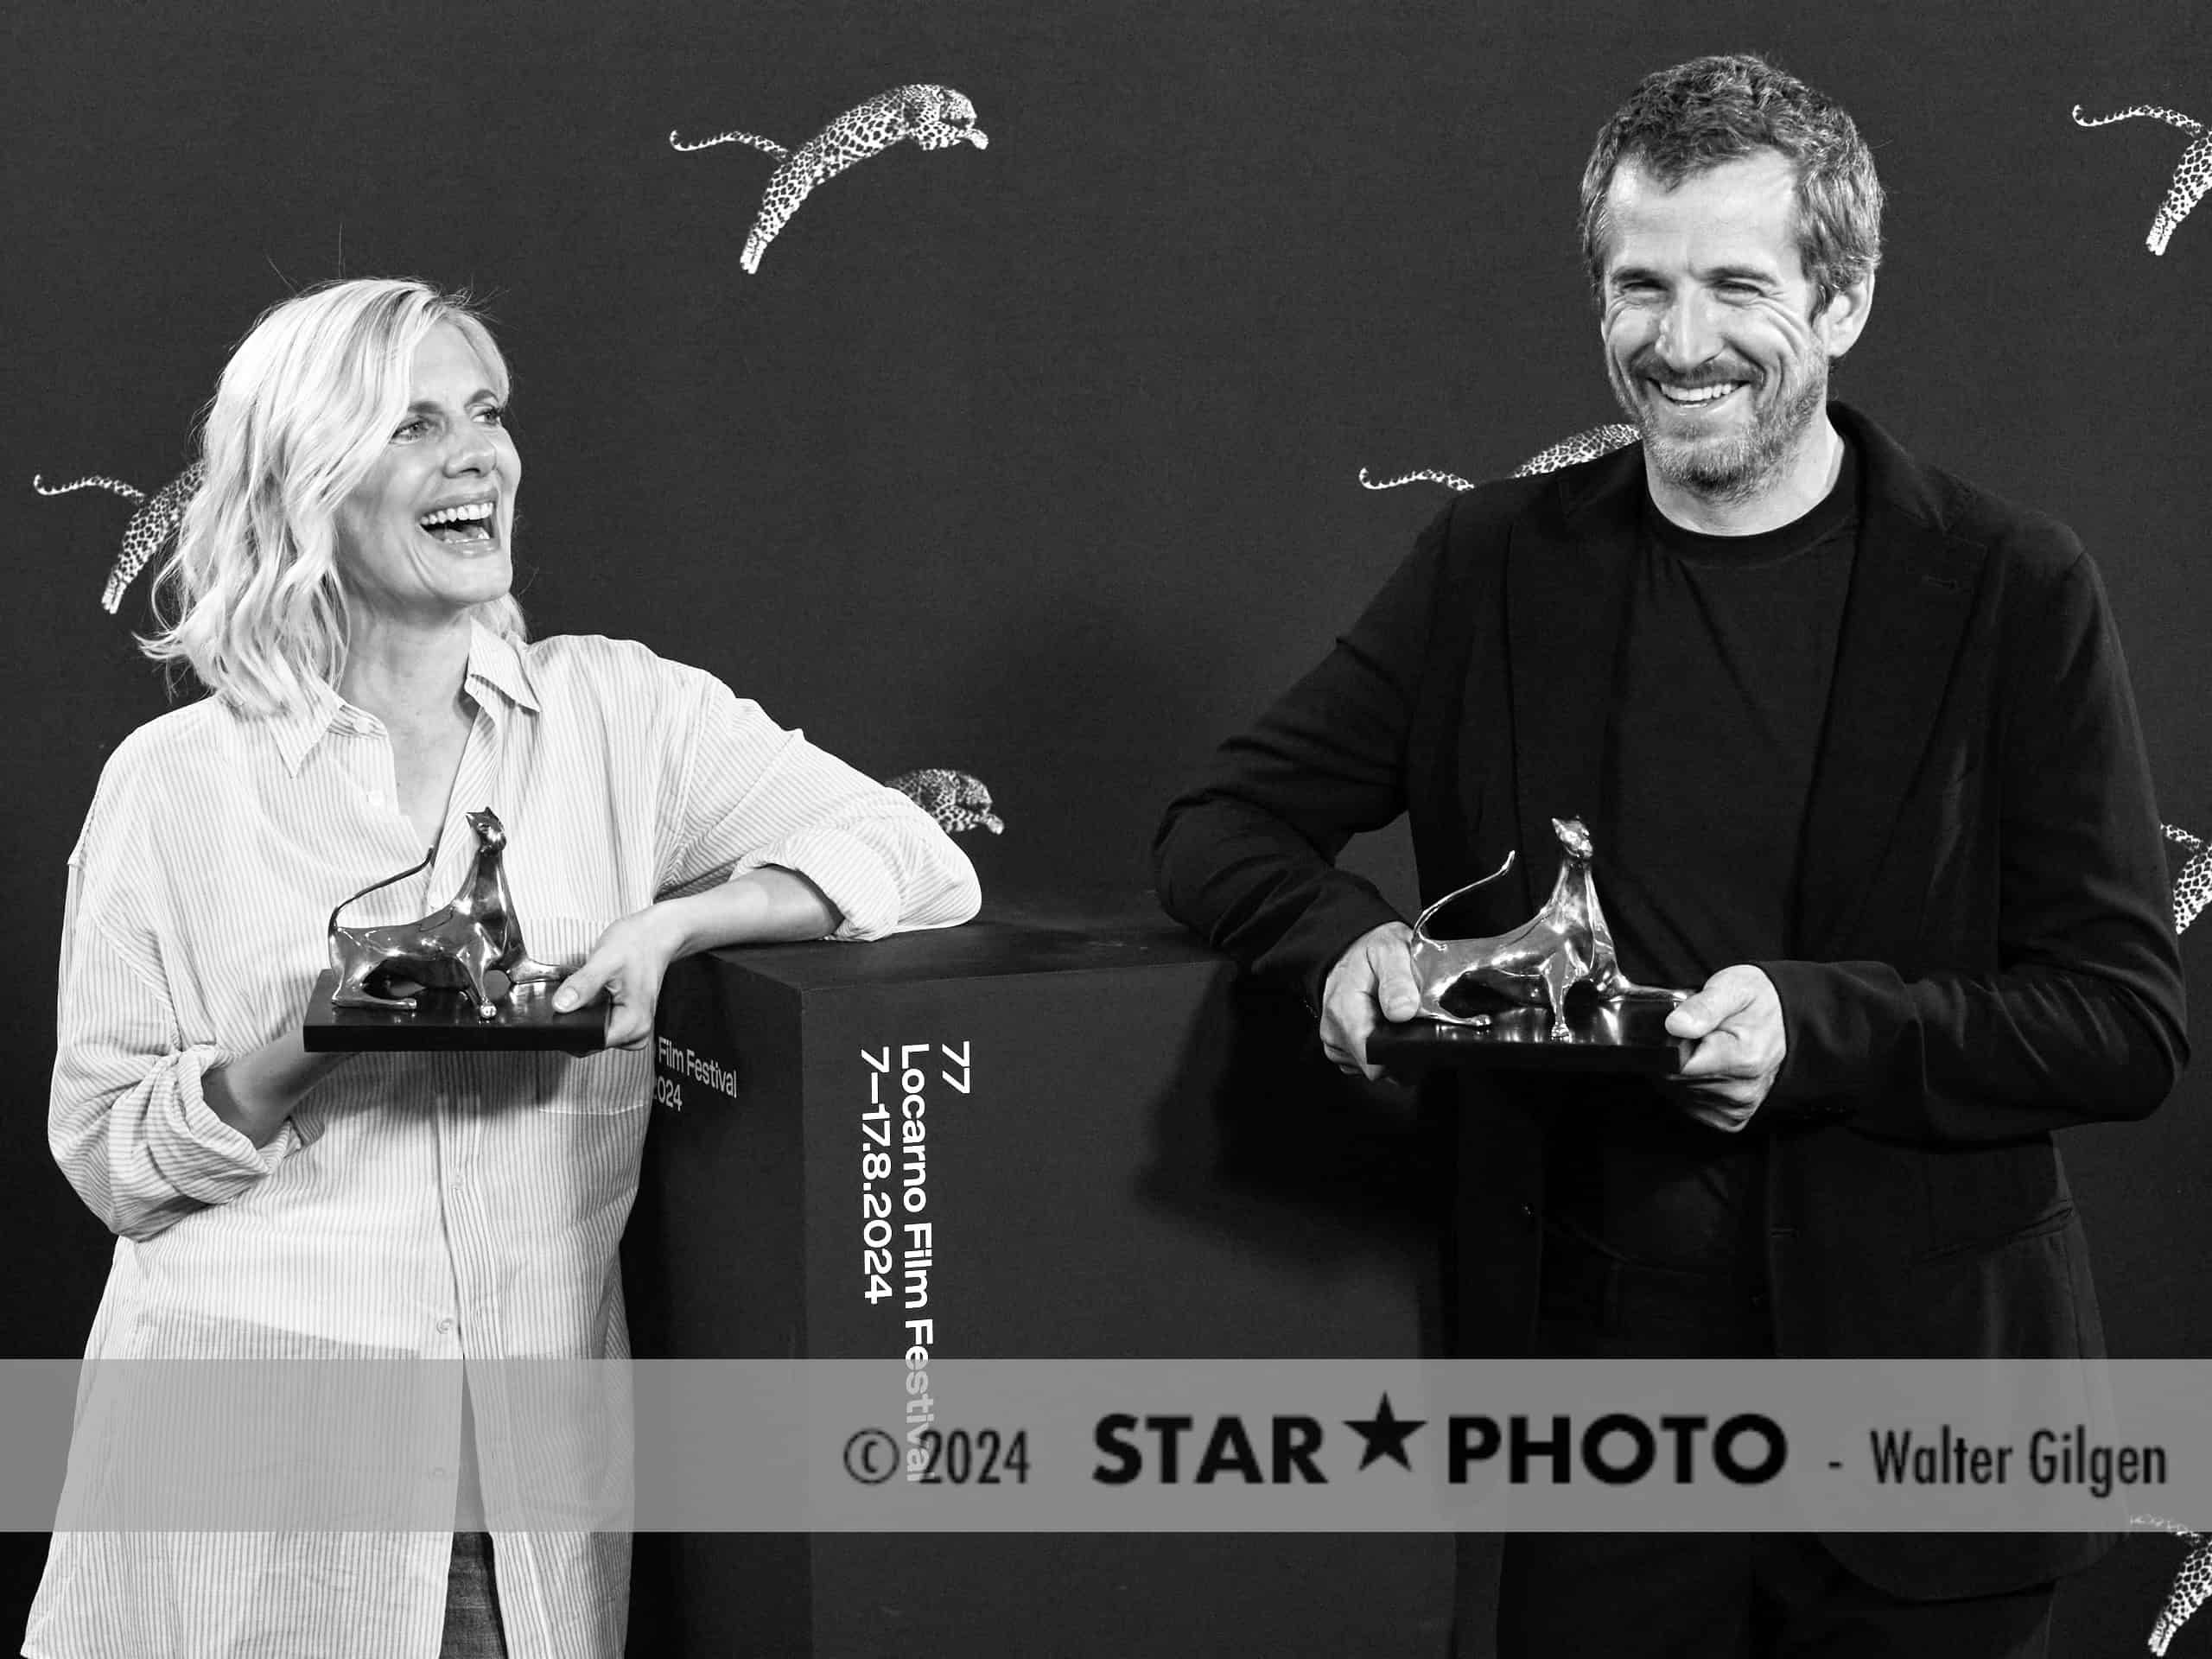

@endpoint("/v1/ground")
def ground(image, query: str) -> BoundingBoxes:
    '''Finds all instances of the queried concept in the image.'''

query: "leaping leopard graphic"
[1358,423,1641,494]
[2133,1516,2212,1655]
[2072,104,2209,255]
[671,85,988,274]
[35,464,204,613]
[886,768,1003,836]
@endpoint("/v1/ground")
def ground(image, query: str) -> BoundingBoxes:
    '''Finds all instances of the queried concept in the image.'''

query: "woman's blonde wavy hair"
[143,277,526,715]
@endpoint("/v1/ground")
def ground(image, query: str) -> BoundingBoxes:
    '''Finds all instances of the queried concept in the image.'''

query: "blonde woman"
[28,277,979,1657]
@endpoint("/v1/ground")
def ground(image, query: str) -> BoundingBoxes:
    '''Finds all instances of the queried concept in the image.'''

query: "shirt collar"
[265,622,538,776]
[463,620,541,717]
[269,677,348,778]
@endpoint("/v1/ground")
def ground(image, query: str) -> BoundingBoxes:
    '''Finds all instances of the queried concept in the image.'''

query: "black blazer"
[1154,404,2187,1598]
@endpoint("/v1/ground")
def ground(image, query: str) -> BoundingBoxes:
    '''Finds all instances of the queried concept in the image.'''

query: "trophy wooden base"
[302,969,607,1053]
[1366,999,1689,1077]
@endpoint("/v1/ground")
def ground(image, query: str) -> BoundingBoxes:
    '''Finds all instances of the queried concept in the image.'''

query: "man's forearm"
[1761,957,2185,1141]
[1154,791,1405,1007]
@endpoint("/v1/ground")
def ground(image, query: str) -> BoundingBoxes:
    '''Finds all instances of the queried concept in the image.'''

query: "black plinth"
[1367,1000,1689,1077]
[301,968,606,1052]
[623,897,1450,1659]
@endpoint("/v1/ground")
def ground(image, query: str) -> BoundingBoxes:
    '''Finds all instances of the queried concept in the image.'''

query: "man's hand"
[1320,920,1420,1081]
[552,907,685,1051]
[1663,964,1786,1131]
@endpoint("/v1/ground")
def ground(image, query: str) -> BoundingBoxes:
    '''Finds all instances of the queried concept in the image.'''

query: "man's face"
[1596,149,1866,507]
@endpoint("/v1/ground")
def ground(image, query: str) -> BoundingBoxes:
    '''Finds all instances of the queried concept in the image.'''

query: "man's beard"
[1611,351,1828,506]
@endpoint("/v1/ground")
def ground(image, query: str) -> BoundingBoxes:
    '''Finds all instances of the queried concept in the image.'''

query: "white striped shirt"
[28,624,979,1658]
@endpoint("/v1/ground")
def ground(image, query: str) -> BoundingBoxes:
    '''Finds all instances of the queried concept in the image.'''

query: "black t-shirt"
[1543,444,1859,1277]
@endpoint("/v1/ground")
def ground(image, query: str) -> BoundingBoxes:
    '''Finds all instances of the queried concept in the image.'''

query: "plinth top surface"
[698,891,1223,990]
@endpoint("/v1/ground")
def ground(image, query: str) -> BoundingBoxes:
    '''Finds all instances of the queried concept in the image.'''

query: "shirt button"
[436,1318,456,1334]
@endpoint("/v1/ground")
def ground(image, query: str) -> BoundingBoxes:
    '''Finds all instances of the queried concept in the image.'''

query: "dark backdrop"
[6,0,2209,1650]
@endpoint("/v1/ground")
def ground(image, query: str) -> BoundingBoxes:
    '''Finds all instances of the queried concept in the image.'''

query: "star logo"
[1344,1394,1426,1471]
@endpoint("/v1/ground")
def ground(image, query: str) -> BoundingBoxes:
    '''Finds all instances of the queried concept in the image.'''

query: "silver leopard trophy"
[1411,817,1685,1039]
[327,807,564,1020]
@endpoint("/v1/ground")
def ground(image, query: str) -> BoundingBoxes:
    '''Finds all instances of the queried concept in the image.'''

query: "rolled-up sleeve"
[50,854,296,1242]
[658,668,980,939]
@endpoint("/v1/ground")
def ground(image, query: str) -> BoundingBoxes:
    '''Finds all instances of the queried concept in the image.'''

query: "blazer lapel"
[1505,446,1643,912]
[1794,405,1987,954]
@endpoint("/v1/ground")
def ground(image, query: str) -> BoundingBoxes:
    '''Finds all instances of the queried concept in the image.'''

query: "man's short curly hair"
[1577,54,1884,312]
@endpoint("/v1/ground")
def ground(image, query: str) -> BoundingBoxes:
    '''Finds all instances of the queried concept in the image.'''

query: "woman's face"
[333,321,520,629]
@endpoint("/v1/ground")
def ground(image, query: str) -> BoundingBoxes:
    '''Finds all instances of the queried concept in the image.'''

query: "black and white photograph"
[5,0,2209,1654]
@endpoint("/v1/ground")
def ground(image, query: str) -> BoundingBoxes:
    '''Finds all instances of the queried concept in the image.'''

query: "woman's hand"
[552,908,686,1050]
[204,1032,356,1147]
[553,868,843,1051]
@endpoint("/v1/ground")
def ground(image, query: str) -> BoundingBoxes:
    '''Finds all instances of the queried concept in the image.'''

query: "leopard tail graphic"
[34,474,142,501]
[2072,104,2209,255]
[1358,423,1642,495]
[668,129,790,160]
[1359,466,1476,493]
[36,462,205,613]
[671,84,988,274]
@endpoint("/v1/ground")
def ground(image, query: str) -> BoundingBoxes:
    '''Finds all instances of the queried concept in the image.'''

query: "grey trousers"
[439,1532,508,1659]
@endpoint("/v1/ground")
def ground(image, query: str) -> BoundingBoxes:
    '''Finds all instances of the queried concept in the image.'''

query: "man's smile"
[1650,378,1751,412]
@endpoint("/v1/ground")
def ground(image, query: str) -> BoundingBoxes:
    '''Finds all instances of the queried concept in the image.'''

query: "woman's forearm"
[653,866,844,957]
[550,867,845,1048]
[202,1030,353,1147]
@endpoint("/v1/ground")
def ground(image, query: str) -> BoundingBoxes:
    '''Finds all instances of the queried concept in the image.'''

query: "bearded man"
[1154,53,2184,1659]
